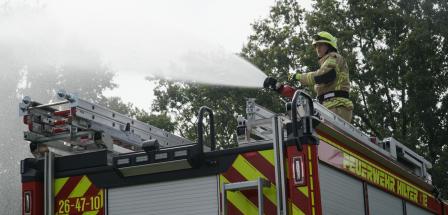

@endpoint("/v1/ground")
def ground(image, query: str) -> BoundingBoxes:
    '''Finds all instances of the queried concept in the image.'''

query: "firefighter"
[264,31,353,122]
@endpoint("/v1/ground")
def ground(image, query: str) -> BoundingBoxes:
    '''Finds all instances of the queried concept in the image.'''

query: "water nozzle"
[263,77,278,90]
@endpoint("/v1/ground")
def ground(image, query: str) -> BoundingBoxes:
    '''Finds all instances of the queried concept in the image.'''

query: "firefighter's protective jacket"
[295,52,353,110]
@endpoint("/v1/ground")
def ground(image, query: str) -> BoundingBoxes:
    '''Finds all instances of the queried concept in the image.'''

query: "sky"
[101,0,277,109]
[7,0,313,110]
[0,1,315,111]
[94,0,312,110]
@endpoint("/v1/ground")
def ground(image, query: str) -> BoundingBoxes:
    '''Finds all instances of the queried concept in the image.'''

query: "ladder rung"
[222,178,269,215]
[223,178,270,191]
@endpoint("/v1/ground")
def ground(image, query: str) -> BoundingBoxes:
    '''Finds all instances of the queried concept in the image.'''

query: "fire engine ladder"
[222,115,289,215]
[19,90,193,156]
[221,178,270,215]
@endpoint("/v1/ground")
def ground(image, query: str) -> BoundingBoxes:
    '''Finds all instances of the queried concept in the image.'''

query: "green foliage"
[151,80,283,148]
[150,0,448,197]
[249,0,448,197]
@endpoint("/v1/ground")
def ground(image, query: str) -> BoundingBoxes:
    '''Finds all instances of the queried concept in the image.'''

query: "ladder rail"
[75,98,192,147]
[43,151,54,215]
[272,116,289,215]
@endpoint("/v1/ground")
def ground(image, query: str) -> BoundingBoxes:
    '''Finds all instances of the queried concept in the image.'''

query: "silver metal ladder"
[19,90,192,156]
[222,116,289,215]
[221,178,270,215]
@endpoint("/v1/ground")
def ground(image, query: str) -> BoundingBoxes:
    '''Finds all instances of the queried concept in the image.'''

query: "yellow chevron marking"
[232,155,278,206]
[220,175,259,214]
[233,155,267,181]
[298,186,309,198]
[68,175,91,198]
[258,149,275,166]
[54,177,69,196]
[292,203,306,215]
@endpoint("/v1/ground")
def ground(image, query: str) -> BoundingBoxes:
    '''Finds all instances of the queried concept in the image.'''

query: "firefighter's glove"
[288,72,302,89]
[289,72,302,82]
[263,77,281,91]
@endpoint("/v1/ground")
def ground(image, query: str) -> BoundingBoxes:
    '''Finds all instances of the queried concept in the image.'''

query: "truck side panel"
[318,134,441,214]
[108,175,219,214]
[319,163,365,215]
[368,184,403,215]
[406,202,435,215]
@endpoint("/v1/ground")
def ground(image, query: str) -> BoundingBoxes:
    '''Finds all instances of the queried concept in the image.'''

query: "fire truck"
[20,89,447,215]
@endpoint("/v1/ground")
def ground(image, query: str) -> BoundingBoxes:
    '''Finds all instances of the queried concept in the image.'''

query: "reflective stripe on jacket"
[296,52,353,110]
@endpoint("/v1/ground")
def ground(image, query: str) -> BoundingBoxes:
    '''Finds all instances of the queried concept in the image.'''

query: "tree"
[151,0,448,197]
[243,0,448,197]
[151,80,283,148]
